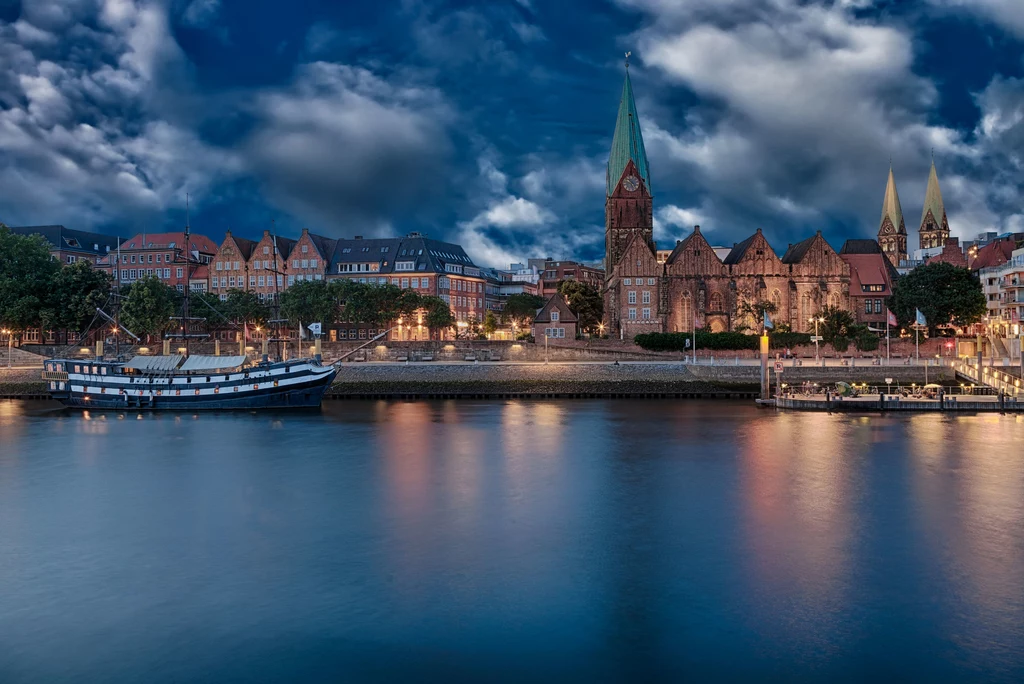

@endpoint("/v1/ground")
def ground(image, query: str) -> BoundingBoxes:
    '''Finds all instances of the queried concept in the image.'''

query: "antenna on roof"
[624,51,631,69]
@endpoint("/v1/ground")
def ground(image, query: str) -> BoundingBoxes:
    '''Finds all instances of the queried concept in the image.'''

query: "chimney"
[355,235,363,240]
[301,228,309,236]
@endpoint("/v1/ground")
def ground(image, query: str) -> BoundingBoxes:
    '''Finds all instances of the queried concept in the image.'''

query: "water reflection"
[0,400,1021,682]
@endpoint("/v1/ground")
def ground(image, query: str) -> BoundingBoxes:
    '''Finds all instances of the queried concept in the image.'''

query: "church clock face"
[622,175,640,192]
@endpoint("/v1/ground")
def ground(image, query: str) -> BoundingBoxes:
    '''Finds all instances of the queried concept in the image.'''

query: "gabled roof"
[723,233,758,265]
[224,233,257,261]
[8,225,123,256]
[879,166,906,235]
[920,160,947,228]
[534,292,578,324]
[840,239,883,255]
[607,69,651,195]
[842,253,894,297]
[971,237,1017,271]
[780,235,816,264]
[308,233,337,262]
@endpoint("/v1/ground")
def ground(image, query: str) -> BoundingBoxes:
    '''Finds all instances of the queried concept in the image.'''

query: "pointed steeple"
[879,166,905,235]
[918,159,950,250]
[877,164,908,267]
[607,68,651,196]
[920,160,946,229]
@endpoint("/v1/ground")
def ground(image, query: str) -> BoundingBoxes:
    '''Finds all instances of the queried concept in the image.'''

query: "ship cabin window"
[74,365,81,373]
[100,367,107,375]
[206,376,211,383]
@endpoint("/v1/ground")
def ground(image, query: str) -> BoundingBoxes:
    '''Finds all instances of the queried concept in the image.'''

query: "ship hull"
[45,360,337,411]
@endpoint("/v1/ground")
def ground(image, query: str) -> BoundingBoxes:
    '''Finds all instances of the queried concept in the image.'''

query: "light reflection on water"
[0,400,1022,682]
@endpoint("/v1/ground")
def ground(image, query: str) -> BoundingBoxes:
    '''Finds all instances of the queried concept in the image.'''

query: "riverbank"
[0,362,958,401]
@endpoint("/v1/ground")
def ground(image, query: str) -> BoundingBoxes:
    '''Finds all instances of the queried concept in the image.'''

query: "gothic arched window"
[681,291,692,331]
[709,291,724,312]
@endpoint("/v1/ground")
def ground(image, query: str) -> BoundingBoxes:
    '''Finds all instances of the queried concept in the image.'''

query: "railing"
[953,359,1024,398]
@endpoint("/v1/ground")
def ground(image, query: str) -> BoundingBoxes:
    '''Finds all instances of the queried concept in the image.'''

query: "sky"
[0,0,1022,268]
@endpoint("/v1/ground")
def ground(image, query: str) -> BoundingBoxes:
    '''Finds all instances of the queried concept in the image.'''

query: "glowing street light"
[809,316,825,360]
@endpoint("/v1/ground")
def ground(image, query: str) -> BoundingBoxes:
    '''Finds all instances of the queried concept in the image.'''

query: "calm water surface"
[1,400,1023,682]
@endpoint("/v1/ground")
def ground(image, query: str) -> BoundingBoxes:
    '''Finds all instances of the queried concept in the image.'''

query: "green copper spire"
[607,68,650,196]
[920,159,946,229]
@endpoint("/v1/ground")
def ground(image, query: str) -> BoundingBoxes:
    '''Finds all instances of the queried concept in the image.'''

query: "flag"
[887,308,897,327]
[763,310,774,331]
[299,322,307,340]
[243,322,250,341]
[915,308,927,327]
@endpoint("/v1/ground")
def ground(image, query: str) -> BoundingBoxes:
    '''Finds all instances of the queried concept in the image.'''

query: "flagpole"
[692,315,696,364]
[886,309,890,362]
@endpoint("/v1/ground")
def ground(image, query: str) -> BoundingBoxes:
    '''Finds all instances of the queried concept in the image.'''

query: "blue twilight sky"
[0,0,1022,267]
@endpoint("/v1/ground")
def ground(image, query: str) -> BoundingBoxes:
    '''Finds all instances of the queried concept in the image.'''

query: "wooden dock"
[775,394,1021,412]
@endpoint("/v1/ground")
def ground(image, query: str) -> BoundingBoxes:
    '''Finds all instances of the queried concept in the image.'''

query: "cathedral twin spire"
[876,159,949,265]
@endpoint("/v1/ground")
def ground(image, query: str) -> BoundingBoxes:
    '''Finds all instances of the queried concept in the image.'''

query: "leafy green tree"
[890,262,986,335]
[556,280,603,334]
[483,309,498,336]
[280,280,338,327]
[737,299,778,334]
[223,289,268,326]
[817,305,857,350]
[44,260,112,333]
[422,296,455,337]
[0,226,60,331]
[503,293,545,327]
[188,292,227,332]
[120,276,177,341]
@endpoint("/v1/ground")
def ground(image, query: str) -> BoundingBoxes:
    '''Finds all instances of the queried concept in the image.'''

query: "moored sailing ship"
[43,354,337,410]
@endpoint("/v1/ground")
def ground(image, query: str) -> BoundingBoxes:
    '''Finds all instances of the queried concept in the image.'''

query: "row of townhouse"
[208,229,489,340]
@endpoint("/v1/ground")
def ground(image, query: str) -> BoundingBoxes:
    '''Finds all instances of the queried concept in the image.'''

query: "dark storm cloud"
[242,62,453,235]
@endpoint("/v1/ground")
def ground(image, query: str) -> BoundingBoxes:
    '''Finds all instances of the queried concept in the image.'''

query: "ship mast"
[167,194,207,356]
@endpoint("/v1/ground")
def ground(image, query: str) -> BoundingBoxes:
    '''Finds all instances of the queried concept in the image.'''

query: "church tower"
[918,160,950,250]
[877,165,907,267]
[605,64,653,277]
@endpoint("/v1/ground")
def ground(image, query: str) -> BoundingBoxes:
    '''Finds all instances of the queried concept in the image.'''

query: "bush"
[855,332,879,352]
[831,336,850,353]
[633,331,811,352]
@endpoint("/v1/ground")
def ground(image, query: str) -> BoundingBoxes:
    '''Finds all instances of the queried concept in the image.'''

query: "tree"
[817,305,857,351]
[0,226,60,331]
[483,310,498,336]
[44,260,112,334]
[890,262,986,335]
[280,280,338,327]
[737,299,777,334]
[503,293,545,327]
[422,296,455,337]
[120,276,177,340]
[223,289,268,327]
[557,280,603,335]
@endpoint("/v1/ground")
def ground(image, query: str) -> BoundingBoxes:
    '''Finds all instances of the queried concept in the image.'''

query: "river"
[1,400,1022,682]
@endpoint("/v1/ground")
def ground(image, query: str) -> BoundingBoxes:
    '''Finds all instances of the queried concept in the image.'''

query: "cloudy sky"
[0,0,1022,267]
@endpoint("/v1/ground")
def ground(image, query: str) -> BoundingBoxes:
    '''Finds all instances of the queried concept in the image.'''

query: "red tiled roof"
[190,265,209,279]
[121,232,220,255]
[970,237,1016,271]
[840,253,893,296]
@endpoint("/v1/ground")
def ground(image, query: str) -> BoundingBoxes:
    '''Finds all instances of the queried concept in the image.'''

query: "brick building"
[104,231,218,291]
[210,228,335,301]
[838,240,897,327]
[9,225,123,265]
[527,258,604,298]
[327,233,486,340]
[533,293,578,341]
[601,65,853,339]
[926,237,968,269]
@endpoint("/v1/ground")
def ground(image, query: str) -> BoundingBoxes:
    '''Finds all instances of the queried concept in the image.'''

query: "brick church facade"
[602,68,853,338]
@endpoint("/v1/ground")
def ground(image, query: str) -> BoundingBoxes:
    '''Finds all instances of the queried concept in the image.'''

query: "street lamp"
[1,328,10,369]
[809,316,824,360]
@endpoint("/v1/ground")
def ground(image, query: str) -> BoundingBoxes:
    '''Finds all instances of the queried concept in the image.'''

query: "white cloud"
[181,0,221,28]
[617,0,1009,244]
